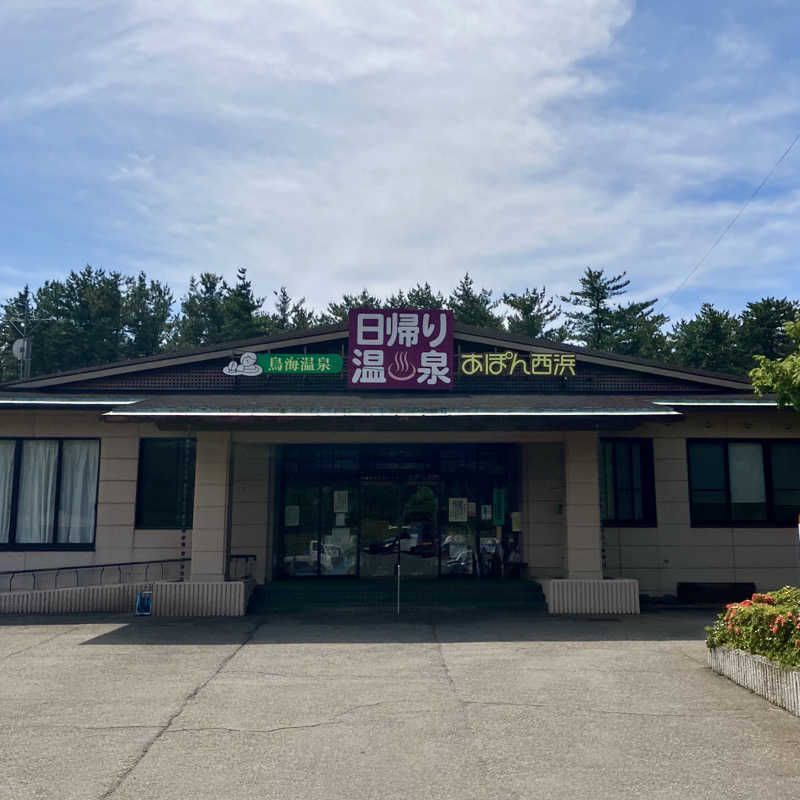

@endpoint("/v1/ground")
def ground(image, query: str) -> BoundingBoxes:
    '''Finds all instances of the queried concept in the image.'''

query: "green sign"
[256,353,343,374]
[492,488,506,526]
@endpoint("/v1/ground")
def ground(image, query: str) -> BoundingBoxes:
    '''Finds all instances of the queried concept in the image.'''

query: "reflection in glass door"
[398,483,439,577]
[276,444,520,581]
[358,481,441,578]
[359,481,401,577]
[281,485,320,576]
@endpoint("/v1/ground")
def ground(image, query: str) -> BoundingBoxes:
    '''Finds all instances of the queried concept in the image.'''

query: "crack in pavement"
[220,667,411,681]
[431,621,525,800]
[0,624,83,663]
[462,699,758,719]
[163,700,389,737]
[4,701,425,739]
[98,616,265,800]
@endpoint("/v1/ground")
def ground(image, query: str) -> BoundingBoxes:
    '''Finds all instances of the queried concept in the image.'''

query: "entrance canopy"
[99,392,682,431]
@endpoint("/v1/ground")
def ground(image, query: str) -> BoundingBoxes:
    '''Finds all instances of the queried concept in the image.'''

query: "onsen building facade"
[1,309,798,615]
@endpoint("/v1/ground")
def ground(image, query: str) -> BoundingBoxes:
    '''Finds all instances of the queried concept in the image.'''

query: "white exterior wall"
[520,443,565,578]
[229,442,276,583]
[603,409,800,596]
[1,408,798,598]
[189,432,232,582]
[0,410,189,576]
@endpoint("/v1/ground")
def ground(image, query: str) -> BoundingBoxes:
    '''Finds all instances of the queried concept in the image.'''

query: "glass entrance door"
[359,481,401,577]
[276,444,520,581]
[358,480,441,577]
[398,483,439,577]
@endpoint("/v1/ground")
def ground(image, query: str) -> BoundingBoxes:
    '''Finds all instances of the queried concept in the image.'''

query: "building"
[1,309,798,615]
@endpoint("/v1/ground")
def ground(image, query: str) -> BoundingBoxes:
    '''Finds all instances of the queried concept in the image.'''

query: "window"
[599,438,657,525]
[135,438,196,529]
[770,442,800,524]
[687,439,800,526]
[0,439,100,549]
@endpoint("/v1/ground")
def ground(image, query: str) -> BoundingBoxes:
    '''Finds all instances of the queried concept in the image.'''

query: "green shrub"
[706,586,800,668]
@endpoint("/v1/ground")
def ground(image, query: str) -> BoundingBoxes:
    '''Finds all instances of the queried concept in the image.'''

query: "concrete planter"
[0,578,256,617]
[152,579,255,617]
[708,647,800,717]
[540,578,640,615]
[0,582,152,615]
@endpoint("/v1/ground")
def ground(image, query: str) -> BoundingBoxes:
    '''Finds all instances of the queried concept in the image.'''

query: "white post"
[189,432,232,582]
[563,431,604,579]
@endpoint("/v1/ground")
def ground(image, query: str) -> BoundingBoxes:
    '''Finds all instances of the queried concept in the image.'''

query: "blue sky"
[1,0,798,324]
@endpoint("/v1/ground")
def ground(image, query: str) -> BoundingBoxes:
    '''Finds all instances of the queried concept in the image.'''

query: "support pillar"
[564,431,603,579]
[190,432,232,582]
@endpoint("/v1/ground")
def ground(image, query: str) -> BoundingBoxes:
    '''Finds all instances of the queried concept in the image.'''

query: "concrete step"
[251,578,546,613]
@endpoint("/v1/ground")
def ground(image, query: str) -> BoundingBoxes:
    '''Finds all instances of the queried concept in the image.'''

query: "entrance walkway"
[1,611,799,799]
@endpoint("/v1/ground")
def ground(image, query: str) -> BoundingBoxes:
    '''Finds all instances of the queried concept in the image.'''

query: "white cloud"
[1,0,799,325]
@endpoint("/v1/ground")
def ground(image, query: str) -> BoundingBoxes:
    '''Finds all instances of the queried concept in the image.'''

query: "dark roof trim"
[105,409,680,419]
[453,325,751,390]
[99,393,680,419]
[2,325,349,389]
[2,320,751,392]
[0,394,140,409]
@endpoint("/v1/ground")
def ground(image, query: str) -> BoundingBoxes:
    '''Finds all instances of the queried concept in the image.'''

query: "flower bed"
[706,586,800,667]
[706,586,800,717]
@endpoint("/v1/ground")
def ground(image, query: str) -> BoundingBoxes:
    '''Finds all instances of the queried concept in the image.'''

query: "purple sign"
[348,309,454,390]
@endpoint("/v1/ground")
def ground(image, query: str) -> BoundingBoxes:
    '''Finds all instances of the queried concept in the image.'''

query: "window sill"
[689,522,799,529]
[133,526,192,532]
[0,543,96,552]
[602,520,658,528]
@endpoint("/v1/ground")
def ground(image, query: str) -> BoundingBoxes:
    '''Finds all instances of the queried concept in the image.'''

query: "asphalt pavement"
[1,608,799,799]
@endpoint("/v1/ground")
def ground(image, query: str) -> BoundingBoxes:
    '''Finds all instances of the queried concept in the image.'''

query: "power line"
[667,129,800,299]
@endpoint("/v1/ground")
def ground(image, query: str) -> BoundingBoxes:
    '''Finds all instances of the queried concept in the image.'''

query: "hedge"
[706,586,800,668]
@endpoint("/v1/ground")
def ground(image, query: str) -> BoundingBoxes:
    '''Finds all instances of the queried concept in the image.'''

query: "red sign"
[348,309,454,390]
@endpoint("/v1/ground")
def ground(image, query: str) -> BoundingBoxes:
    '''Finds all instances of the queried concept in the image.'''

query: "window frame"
[0,437,100,551]
[599,437,658,527]
[687,438,799,527]
[134,437,197,530]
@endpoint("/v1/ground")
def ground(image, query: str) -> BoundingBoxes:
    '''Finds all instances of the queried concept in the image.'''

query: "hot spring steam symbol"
[387,351,416,381]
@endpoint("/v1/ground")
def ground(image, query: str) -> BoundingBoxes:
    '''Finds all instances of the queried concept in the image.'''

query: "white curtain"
[729,442,766,504]
[57,440,100,543]
[16,440,58,543]
[0,441,14,543]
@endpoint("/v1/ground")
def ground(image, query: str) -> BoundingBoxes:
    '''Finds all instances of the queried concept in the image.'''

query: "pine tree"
[27,266,125,371]
[447,273,503,328]
[121,273,174,358]
[669,303,742,374]
[322,290,383,324]
[268,286,316,332]
[386,283,445,309]
[608,301,670,360]
[220,268,265,341]
[738,297,800,368]
[172,273,228,347]
[0,286,36,380]
[561,269,629,350]
[503,287,568,340]
[561,268,668,358]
